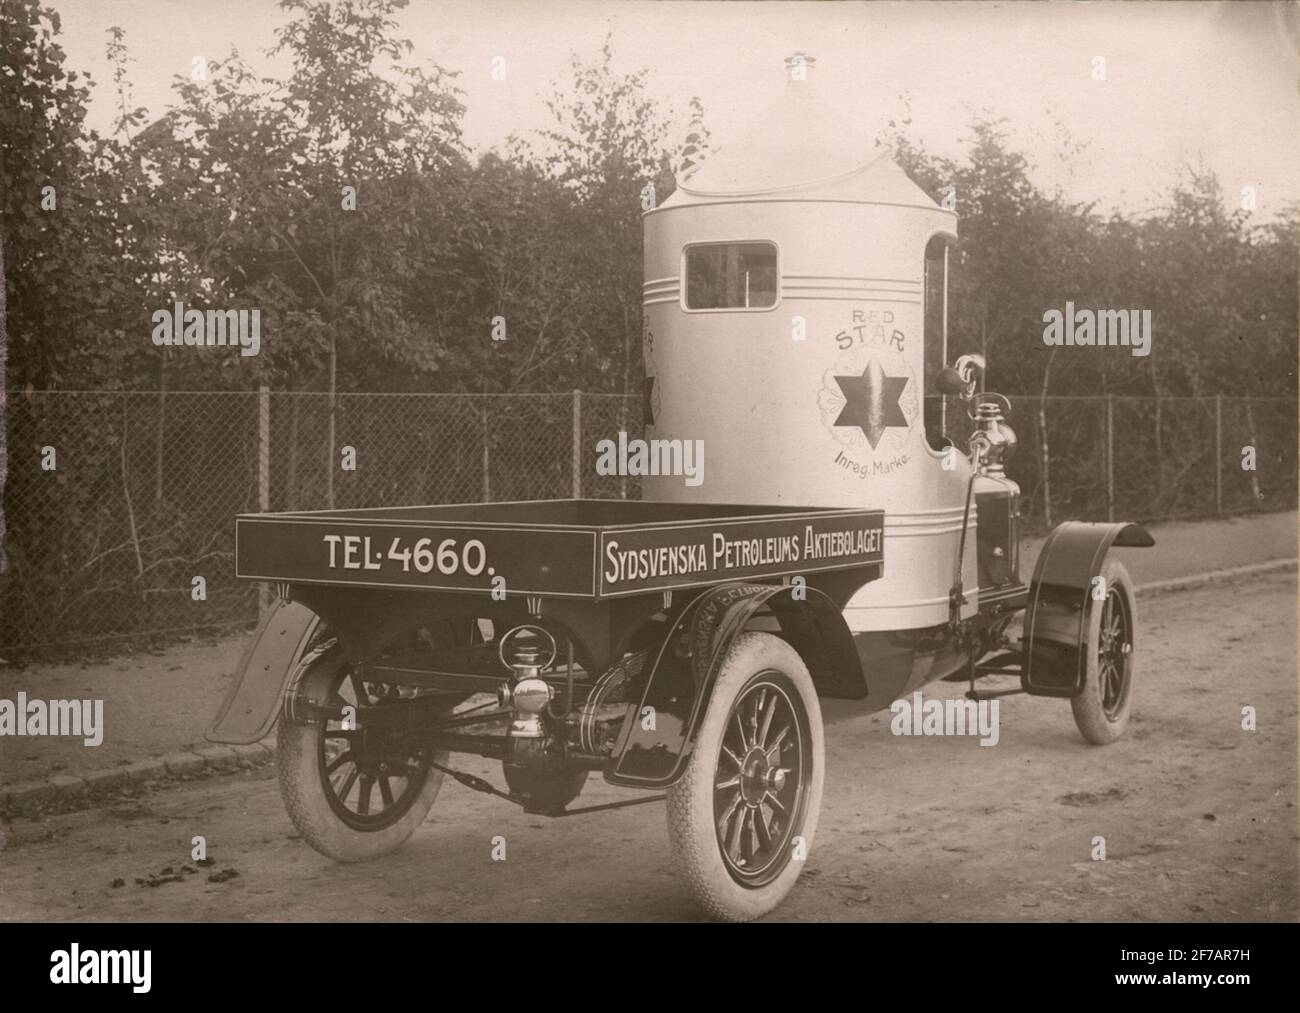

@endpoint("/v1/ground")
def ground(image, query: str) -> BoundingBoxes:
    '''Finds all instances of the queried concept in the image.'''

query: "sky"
[46,0,1300,221]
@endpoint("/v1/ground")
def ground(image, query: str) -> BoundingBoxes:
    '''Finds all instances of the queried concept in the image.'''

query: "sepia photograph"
[0,0,1296,981]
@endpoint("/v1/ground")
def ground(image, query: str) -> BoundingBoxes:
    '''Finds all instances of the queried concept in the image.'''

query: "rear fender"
[205,600,321,744]
[605,582,864,789]
[281,638,346,724]
[1022,521,1153,697]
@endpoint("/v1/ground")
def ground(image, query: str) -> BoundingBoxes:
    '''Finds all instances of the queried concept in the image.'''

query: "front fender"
[206,600,320,744]
[605,581,864,789]
[1022,520,1153,697]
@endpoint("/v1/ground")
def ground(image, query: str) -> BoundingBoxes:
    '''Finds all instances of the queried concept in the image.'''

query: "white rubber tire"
[277,660,447,863]
[1070,559,1137,745]
[666,632,825,922]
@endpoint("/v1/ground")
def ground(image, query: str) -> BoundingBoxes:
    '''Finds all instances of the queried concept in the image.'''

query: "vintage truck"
[208,55,1151,921]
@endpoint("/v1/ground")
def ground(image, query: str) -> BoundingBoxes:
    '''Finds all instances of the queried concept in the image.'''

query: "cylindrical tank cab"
[641,54,994,703]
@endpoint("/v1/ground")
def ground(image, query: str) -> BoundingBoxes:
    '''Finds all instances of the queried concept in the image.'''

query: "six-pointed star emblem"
[832,359,909,449]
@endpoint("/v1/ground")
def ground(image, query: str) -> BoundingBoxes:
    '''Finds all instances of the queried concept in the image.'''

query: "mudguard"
[1022,521,1153,697]
[206,600,321,744]
[605,581,866,789]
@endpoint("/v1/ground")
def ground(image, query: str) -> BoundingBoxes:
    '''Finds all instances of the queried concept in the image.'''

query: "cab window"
[923,234,951,451]
[684,242,778,310]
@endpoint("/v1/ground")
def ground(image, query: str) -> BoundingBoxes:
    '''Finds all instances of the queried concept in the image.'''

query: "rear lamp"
[498,625,557,738]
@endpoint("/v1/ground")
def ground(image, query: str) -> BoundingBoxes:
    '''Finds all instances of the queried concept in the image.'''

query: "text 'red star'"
[832,359,909,449]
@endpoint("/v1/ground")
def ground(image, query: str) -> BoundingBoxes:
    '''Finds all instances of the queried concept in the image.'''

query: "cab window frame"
[922,232,955,454]
[680,240,782,314]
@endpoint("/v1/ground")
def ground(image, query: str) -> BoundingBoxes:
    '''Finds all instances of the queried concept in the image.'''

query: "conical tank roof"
[663,53,943,210]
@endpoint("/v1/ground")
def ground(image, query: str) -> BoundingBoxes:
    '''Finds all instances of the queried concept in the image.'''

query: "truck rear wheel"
[666,632,824,921]
[1070,559,1136,745]
[278,651,448,862]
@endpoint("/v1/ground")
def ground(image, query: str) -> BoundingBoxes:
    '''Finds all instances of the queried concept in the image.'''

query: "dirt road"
[2,571,1295,922]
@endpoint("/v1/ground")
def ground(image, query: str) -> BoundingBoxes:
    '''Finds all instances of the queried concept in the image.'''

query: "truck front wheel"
[1070,559,1137,745]
[666,632,824,921]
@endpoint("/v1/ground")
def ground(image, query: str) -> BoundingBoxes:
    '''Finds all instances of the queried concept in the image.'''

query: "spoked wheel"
[278,648,451,862]
[713,677,809,884]
[1070,559,1136,744]
[667,632,824,921]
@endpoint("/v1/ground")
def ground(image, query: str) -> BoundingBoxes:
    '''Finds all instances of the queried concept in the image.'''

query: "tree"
[266,0,470,392]
[512,35,680,397]
[0,0,100,388]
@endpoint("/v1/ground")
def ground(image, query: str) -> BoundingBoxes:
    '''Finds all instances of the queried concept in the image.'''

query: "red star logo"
[832,359,909,449]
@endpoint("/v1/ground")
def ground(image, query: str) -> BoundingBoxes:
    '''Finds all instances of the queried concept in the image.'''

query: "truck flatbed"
[235,499,885,600]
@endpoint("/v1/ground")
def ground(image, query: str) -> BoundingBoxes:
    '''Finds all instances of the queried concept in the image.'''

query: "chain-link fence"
[935,394,1295,528]
[0,390,1292,652]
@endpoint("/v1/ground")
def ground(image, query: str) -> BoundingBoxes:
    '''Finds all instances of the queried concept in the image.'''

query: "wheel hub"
[739,747,771,805]
[317,672,437,831]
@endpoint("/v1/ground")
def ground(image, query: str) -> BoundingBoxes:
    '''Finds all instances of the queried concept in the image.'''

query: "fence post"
[1105,395,1114,522]
[481,397,491,502]
[1038,396,1052,530]
[571,390,582,499]
[1214,394,1223,515]
[326,336,336,509]
[258,384,270,618]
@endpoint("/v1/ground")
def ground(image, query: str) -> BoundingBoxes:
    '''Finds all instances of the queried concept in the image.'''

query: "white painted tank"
[641,54,976,631]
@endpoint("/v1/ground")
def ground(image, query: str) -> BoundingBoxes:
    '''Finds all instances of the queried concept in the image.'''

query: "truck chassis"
[211,497,1149,920]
